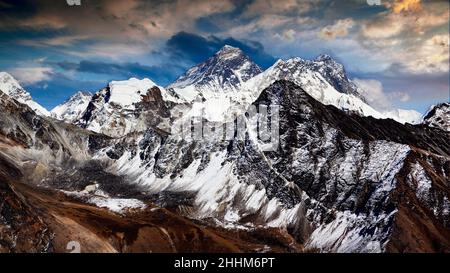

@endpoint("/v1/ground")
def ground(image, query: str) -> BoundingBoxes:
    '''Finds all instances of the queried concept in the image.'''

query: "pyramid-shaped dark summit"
[168,45,262,93]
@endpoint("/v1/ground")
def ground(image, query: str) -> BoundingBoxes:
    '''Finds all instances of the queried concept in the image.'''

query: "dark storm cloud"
[0,0,38,17]
[53,29,278,85]
[166,32,276,69]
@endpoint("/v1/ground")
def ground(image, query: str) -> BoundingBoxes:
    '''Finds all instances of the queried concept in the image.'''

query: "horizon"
[0,0,449,113]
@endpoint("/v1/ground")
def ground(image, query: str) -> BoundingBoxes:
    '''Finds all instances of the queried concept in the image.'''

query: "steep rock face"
[308,54,363,100]
[423,103,450,132]
[0,88,106,155]
[76,78,176,137]
[243,56,422,125]
[1,60,449,253]
[168,45,262,101]
[0,72,49,116]
[51,91,92,123]
[1,76,449,253]
[102,80,449,252]
[0,154,53,253]
[244,58,387,121]
[249,81,449,252]
[386,149,450,252]
[0,87,300,253]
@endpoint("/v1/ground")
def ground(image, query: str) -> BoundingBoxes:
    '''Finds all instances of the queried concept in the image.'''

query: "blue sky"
[0,0,448,113]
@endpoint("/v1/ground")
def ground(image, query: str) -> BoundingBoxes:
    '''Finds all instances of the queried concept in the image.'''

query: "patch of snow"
[307,210,395,253]
[87,196,147,214]
[62,190,147,214]
[109,78,157,108]
[407,162,432,201]
[383,109,423,124]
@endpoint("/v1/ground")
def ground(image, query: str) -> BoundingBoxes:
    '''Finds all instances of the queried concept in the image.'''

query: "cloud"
[388,91,411,102]
[353,67,449,111]
[353,78,393,111]
[55,60,181,86]
[356,0,449,76]
[390,0,422,14]
[25,72,107,109]
[353,77,418,111]
[226,14,304,38]
[165,32,276,68]
[360,6,448,39]
[64,42,151,60]
[370,33,450,75]
[0,0,236,47]
[319,19,355,40]
[9,66,53,85]
[244,0,316,16]
[360,16,405,39]
[18,35,90,47]
[281,29,296,41]
[403,34,450,74]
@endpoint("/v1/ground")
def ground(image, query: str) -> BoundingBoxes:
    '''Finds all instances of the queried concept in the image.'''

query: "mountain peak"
[0,71,50,116]
[309,54,364,100]
[168,46,262,101]
[0,72,22,95]
[51,91,93,122]
[72,90,92,100]
[0,71,15,80]
[69,91,93,101]
[215,45,243,59]
[218,44,240,52]
[315,54,335,62]
[423,103,450,131]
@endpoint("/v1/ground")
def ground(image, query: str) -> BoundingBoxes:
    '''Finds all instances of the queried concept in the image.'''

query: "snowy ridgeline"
[0,45,425,135]
[0,72,50,116]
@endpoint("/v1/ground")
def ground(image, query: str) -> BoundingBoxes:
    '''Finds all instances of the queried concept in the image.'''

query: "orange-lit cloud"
[319,19,355,40]
[391,0,422,14]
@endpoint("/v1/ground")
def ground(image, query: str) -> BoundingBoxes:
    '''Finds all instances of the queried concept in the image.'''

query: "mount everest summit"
[0,46,448,253]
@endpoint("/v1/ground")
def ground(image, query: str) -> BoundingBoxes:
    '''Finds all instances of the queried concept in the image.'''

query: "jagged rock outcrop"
[423,103,450,132]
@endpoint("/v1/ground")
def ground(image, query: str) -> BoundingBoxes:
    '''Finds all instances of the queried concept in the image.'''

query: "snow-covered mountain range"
[48,45,422,126]
[0,46,448,253]
[71,78,179,137]
[1,46,423,127]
